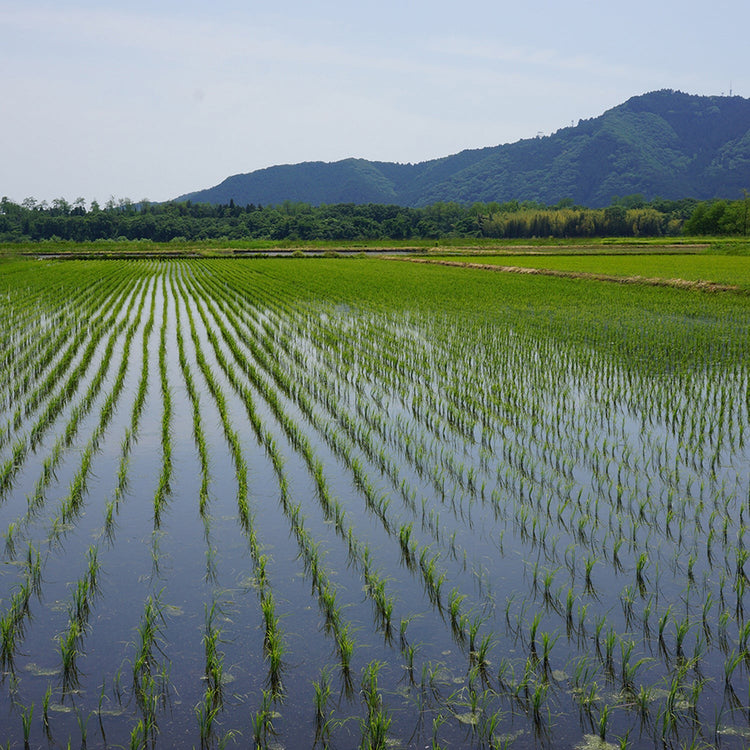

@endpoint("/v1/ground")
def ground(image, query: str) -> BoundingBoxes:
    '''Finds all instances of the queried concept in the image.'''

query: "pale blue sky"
[2,1,747,204]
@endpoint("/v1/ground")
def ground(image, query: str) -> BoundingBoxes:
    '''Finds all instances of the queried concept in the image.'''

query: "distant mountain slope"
[176,90,750,207]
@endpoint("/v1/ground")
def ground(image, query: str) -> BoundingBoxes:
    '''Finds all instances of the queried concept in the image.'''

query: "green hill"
[177,90,750,207]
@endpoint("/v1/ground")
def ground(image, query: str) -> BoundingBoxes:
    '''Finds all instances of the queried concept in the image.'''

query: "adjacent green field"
[0,257,748,749]
[434,253,750,289]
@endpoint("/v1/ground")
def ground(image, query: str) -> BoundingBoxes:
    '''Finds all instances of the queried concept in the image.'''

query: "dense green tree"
[0,193,747,243]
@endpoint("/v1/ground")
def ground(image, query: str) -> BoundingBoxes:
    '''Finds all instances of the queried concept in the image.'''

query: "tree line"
[0,194,747,243]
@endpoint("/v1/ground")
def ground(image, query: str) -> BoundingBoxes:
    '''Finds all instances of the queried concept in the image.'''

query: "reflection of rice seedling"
[4,522,17,559]
[540,631,558,674]
[195,689,220,747]
[132,592,170,724]
[620,639,649,696]
[528,612,541,657]
[360,660,392,750]
[531,680,548,728]
[598,703,610,741]
[42,683,52,734]
[59,620,81,692]
[87,545,101,594]
[583,555,597,594]
[266,624,285,696]
[20,702,33,745]
[338,625,355,673]
[674,615,691,659]
[724,649,743,692]
[398,523,415,567]
[203,603,224,708]
[634,684,652,721]
[448,588,466,642]
[251,689,276,748]
[403,643,418,682]
[75,705,92,745]
[603,628,617,674]
[635,551,648,594]
[312,667,331,725]
[420,549,446,608]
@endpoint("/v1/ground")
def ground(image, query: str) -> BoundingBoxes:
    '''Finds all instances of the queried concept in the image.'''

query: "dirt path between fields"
[385,256,744,294]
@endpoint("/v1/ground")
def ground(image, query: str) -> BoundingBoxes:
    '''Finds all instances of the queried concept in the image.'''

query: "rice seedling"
[251,689,276,748]
[203,602,225,709]
[530,679,549,729]
[338,624,355,674]
[527,611,542,658]
[539,630,558,675]
[598,702,610,741]
[59,620,81,693]
[20,702,33,746]
[42,683,52,734]
[74,705,92,745]
[312,666,332,725]
[195,689,221,748]
[674,614,691,660]
[360,660,392,749]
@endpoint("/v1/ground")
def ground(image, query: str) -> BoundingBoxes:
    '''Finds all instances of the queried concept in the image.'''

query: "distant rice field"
[436,253,750,289]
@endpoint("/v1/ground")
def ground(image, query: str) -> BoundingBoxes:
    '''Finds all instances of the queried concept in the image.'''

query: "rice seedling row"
[189,260,740,748]
[207,258,750,747]
[0,277,150,682]
[0,267,142,501]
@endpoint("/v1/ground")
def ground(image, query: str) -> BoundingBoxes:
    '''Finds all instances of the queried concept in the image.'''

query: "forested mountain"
[177,90,750,208]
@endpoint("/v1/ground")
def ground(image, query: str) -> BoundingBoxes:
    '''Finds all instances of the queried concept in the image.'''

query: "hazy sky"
[2,1,747,204]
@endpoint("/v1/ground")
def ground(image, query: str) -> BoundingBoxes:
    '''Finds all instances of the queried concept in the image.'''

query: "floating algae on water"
[575,735,618,750]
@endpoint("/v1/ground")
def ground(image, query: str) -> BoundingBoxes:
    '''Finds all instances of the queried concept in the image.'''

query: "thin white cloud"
[422,35,644,82]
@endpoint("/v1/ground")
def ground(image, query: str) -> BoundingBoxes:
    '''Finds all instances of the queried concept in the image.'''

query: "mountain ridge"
[176,90,750,208]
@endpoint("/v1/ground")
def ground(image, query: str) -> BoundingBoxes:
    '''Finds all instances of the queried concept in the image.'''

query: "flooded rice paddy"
[0,257,748,749]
